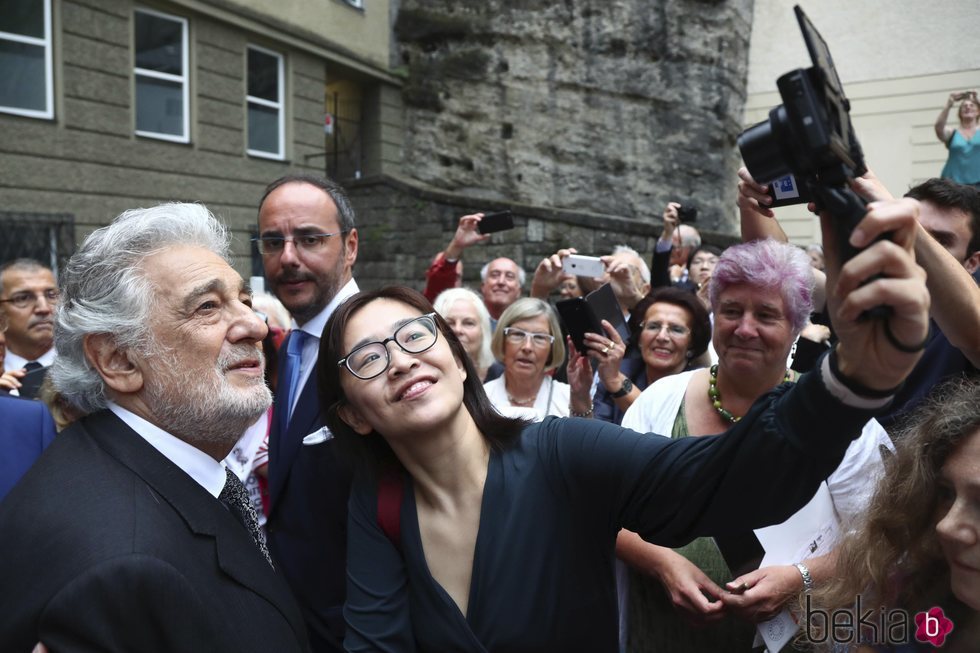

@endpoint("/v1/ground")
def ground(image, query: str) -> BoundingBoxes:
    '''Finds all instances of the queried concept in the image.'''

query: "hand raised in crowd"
[601,252,646,311]
[444,213,491,261]
[565,336,596,416]
[823,197,929,391]
[530,247,577,299]
[583,320,626,389]
[736,166,775,220]
[660,202,681,242]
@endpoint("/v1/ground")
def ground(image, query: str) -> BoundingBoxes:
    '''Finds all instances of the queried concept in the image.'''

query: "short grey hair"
[479,258,526,287]
[612,245,651,284]
[678,224,702,249]
[51,203,230,413]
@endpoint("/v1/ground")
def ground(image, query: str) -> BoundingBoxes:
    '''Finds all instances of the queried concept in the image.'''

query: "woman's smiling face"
[337,299,468,438]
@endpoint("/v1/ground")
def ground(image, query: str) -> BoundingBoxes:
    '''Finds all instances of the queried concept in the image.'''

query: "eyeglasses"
[641,321,690,338]
[252,231,347,256]
[503,327,554,347]
[338,313,439,380]
[0,288,60,310]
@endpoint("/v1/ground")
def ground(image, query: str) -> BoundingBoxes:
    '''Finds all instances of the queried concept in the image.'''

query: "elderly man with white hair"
[0,203,309,652]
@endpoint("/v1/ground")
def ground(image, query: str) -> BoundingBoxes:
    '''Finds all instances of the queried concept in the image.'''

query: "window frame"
[0,0,54,119]
[133,7,189,143]
[245,43,285,160]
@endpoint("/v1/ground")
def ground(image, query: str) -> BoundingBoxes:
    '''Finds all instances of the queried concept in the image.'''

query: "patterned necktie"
[219,467,274,568]
[280,330,307,432]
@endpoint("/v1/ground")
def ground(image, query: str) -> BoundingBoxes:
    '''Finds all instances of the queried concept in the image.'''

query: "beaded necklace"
[708,364,792,424]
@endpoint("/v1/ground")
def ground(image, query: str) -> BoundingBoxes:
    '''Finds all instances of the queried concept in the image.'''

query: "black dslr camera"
[737,5,870,266]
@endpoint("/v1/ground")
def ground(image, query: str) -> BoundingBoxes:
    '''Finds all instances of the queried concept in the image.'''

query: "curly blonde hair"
[806,378,980,639]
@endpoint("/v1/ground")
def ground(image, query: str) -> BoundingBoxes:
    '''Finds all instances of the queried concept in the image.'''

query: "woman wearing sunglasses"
[316,201,928,653]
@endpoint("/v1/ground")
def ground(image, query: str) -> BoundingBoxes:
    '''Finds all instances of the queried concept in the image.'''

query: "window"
[246,45,284,159]
[0,0,54,118]
[133,8,188,142]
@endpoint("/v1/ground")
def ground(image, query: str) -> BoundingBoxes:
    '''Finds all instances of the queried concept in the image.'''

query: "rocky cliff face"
[394,0,754,234]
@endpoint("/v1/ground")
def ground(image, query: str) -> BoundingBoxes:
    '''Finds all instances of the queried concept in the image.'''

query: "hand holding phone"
[564,254,606,279]
[476,210,514,234]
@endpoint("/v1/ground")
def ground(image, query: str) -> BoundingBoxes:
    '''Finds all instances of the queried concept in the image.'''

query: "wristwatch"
[609,377,633,399]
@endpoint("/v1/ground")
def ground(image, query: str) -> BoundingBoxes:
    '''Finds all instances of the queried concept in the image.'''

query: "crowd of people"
[0,94,979,653]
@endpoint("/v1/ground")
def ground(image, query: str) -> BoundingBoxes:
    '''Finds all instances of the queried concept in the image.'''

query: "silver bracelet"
[795,562,814,592]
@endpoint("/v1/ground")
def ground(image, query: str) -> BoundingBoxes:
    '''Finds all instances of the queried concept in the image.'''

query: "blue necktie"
[280,330,307,433]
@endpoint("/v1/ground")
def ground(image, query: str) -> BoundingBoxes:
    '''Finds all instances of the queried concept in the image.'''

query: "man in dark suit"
[0,203,309,652]
[257,174,359,651]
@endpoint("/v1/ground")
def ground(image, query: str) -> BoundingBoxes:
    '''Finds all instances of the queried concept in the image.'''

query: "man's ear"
[337,402,372,435]
[83,333,143,395]
[965,250,980,274]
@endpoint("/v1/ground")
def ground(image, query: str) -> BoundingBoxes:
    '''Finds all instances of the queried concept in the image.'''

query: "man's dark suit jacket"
[0,410,310,653]
[266,330,352,652]
[0,394,56,502]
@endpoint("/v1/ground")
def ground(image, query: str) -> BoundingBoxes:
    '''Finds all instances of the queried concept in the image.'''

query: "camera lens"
[737,109,793,185]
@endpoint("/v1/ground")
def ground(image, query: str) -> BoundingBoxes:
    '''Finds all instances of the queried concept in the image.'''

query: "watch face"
[612,377,633,397]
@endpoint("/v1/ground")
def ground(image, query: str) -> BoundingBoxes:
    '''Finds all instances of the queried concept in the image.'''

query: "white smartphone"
[564,254,606,278]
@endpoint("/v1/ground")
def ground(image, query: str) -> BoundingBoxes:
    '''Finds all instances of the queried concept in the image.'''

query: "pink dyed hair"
[708,238,815,333]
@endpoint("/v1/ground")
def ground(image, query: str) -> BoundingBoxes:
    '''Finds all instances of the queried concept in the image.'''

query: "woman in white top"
[483,298,592,421]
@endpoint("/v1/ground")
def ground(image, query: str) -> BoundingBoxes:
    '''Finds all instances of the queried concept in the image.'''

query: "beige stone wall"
[222,0,392,70]
[743,0,980,245]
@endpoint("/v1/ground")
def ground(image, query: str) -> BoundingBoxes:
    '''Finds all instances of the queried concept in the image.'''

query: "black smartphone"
[18,365,49,401]
[477,210,514,234]
[677,205,698,222]
[556,297,604,354]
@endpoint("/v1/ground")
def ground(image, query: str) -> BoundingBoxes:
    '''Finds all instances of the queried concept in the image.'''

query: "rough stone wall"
[393,0,754,234]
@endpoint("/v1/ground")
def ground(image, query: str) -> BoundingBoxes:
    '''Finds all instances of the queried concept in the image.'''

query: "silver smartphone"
[564,254,605,278]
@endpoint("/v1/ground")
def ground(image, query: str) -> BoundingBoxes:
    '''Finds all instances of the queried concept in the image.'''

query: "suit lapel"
[268,370,323,512]
[82,411,309,643]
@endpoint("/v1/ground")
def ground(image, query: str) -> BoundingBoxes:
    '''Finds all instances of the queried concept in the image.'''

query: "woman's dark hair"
[685,244,723,269]
[317,286,528,476]
[632,287,712,358]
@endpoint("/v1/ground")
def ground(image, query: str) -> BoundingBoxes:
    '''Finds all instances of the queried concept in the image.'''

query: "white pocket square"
[302,427,334,445]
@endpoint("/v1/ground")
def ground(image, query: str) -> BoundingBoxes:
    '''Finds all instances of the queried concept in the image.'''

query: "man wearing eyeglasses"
[0,259,58,398]
[256,174,359,653]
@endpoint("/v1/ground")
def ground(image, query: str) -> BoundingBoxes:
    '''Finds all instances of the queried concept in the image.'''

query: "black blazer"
[0,410,310,653]
[266,331,352,653]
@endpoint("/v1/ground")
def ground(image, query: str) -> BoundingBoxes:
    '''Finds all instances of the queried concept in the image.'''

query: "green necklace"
[708,364,792,424]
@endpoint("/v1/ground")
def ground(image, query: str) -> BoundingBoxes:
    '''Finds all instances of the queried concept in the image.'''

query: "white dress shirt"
[4,346,57,373]
[108,402,227,498]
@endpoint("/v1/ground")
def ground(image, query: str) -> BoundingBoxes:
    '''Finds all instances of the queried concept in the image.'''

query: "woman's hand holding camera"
[822,198,929,392]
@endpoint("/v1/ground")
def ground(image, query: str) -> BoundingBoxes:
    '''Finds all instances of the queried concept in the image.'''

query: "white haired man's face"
[136,245,271,454]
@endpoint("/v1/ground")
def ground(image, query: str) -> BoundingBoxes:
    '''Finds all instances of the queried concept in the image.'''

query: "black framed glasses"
[252,231,347,256]
[338,313,440,380]
[0,288,60,310]
[503,327,554,347]
[641,321,690,338]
